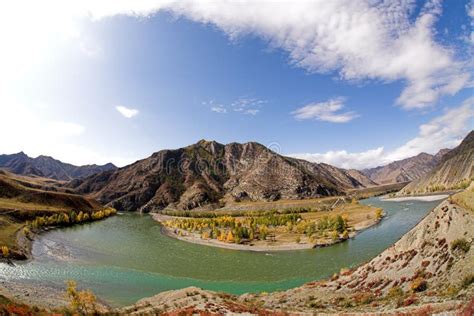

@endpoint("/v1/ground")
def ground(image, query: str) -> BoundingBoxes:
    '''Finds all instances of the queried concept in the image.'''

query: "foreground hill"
[362,149,449,185]
[399,131,473,195]
[121,187,474,314]
[0,152,116,181]
[70,140,375,212]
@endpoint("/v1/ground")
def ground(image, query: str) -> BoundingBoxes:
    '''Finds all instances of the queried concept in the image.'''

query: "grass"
[0,198,70,212]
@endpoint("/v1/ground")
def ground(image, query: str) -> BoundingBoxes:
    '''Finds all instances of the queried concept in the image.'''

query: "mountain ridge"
[362,149,450,185]
[70,140,376,212]
[0,152,117,181]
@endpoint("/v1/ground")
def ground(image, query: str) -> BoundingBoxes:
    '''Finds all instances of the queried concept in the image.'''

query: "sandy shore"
[152,213,381,252]
[382,194,449,202]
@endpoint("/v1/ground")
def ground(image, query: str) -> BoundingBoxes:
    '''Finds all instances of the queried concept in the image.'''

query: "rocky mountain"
[399,130,473,194]
[0,152,116,181]
[70,140,375,212]
[362,149,449,185]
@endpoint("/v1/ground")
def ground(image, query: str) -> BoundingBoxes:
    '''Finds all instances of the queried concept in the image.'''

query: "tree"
[375,208,383,220]
[226,231,234,243]
[66,280,97,314]
[1,246,9,258]
[259,225,268,240]
[295,236,301,244]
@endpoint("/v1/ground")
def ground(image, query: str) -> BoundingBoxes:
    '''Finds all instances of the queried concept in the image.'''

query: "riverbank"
[153,202,383,252]
[382,194,449,202]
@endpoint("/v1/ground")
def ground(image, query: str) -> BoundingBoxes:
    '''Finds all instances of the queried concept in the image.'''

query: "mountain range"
[362,148,450,185]
[0,152,116,181]
[69,140,376,212]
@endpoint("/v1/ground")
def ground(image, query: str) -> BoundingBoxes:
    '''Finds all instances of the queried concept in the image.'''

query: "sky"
[0,0,473,169]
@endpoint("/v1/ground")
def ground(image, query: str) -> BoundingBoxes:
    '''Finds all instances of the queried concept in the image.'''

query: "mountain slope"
[399,130,473,194]
[71,140,375,212]
[0,170,101,215]
[362,149,449,185]
[0,152,117,181]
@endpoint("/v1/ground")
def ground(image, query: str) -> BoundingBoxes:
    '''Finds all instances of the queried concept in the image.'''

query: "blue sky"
[0,0,472,169]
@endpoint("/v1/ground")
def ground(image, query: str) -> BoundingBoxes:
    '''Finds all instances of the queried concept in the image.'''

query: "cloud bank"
[4,1,468,110]
[290,97,474,169]
[69,0,471,109]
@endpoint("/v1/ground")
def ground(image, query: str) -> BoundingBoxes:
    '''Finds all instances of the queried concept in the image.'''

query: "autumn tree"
[1,246,9,258]
[375,208,383,220]
[226,231,235,243]
[66,280,97,314]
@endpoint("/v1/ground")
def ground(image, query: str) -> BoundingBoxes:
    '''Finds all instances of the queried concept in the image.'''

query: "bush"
[451,238,470,253]
[462,274,474,289]
[410,277,427,292]
[387,286,404,298]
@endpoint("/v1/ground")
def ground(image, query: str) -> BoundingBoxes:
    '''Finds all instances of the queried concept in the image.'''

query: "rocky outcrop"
[0,152,116,181]
[363,149,449,185]
[399,130,473,194]
[70,140,376,212]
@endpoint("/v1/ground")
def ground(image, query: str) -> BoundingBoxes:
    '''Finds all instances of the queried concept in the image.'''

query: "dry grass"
[0,198,69,212]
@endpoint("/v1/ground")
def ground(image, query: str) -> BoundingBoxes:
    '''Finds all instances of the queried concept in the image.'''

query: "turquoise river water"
[0,197,442,307]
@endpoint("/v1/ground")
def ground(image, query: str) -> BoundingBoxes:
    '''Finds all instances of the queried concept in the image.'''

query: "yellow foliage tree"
[1,246,9,258]
[201,231,210,239]
[66,280,97,314]
[226,231,235,243]
[375,208,383,220]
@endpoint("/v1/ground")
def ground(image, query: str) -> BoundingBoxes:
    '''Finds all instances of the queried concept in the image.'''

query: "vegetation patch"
[450,238,471,253]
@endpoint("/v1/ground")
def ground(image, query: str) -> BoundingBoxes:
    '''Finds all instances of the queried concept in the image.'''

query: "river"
[0,196,443,307]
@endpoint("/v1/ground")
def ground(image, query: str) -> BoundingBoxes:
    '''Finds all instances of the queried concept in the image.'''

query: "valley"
[0,132,472,314]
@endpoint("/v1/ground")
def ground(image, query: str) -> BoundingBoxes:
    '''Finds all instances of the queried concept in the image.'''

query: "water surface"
[0,197,442,306]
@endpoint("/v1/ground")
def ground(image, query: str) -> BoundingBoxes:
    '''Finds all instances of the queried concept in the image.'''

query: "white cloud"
[245,109,260,115]
[208,97,265,115]
[159,0,469,109]
[211,105,227,113]
[290,97,474,169]
[292,97,358,123]
[115,105,139,118]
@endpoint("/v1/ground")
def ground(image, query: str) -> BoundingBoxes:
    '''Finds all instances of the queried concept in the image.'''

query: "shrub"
[451,238,470,253]
[387,286,404,298]
[410,277,427,292]
[462,274,474,289]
